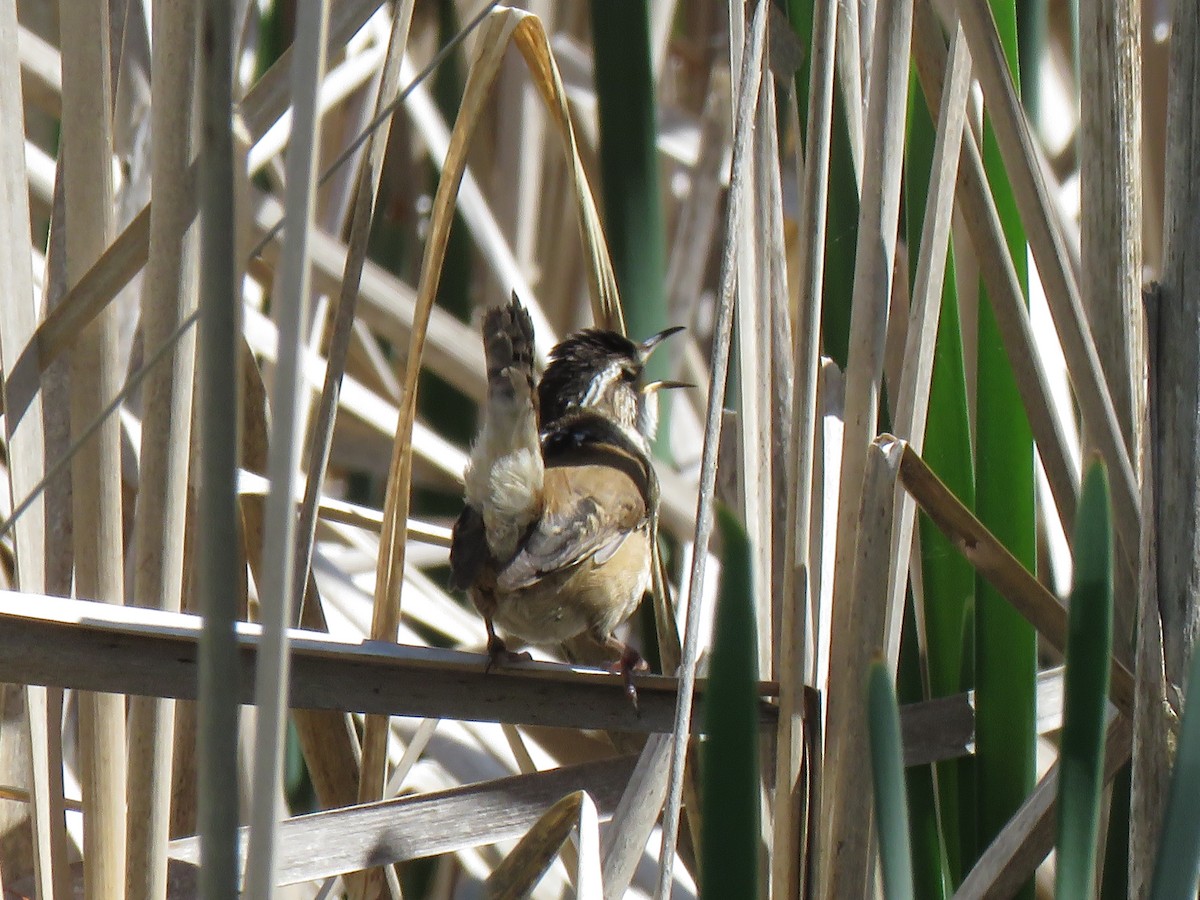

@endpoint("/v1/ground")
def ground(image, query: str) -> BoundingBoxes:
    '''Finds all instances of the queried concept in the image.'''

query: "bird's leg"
[597,632,649,709]
[484,618,532,672]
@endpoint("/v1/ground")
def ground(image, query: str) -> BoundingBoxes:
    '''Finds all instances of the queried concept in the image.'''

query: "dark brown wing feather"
[495,463,646,593]
[449,504,489,591]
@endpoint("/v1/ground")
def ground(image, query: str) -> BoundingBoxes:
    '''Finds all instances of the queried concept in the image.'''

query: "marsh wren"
[449,295,685,702]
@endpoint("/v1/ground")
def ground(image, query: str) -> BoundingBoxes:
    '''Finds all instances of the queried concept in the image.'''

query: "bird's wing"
[448,504,489,591]
[495,466,645,593]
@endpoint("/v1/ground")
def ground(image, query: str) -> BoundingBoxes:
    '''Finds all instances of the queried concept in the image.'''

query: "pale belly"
[491,528,651,646]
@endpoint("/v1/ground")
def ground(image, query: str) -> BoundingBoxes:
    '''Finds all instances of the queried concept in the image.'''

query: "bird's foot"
[485,634,532,673]
[608,645,650,712]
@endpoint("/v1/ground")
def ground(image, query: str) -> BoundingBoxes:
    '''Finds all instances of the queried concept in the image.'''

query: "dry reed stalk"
[835,0,865,185]
[291,39,414,878]
[0,3,62,894]
[1152,0,1200,701]
[773,0,838,895]
[764,75,795,690]
[763,77,798,900]
[196,0,243,892]
[17,23,60,117]
[953,0,1140,567]
[247,35,389,180]
[912,0,1080,535]
[124,2,199,897]
[33,197,162,373]
[953,716,1132,899]
[1079,0,1143,699]
[0,592,788,758]
[1087,0,1146,661]
[167,498,199,843]
[293,0,415,645]
[664,73,727,426]
[39,143,79,900]
[485,791,601,899]
[249,184,485,402]
[819,0,912,892]
[897,442,1136,715]
[21,9,397,386]
[244,4,331,892]
[233,329,365,823]
[601,735,671,899]
[512,14,622,331]
[239,298,468,493]
[824,436,905,896]
[656,3,768,895]
[237,0,382,144]
[58,0,127,895]
[1139,7,1167,272]
[729,0,775,677]
[1078,0,1142,451]
[533,155,585,336]
[1131,320,1169,894]
[486,28,544,310]
[822,0,912,668]
[880,21,971,668]
[164,754,637,888]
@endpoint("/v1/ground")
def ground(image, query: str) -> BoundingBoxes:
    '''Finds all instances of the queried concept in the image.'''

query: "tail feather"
[482,293,536,400]
[463,294,544,562]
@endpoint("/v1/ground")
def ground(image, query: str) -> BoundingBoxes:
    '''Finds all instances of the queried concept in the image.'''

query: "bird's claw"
[609,646,649,713]
[485,635,532,673]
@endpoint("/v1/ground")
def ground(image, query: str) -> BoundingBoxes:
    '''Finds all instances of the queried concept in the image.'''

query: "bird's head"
[537,325,688,442]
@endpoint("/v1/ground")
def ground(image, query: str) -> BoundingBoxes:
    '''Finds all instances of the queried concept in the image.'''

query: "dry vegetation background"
[0,0,1195,898]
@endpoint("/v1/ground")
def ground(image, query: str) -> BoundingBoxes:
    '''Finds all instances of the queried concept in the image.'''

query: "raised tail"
[462,294,544,563]
[482,293,537,404]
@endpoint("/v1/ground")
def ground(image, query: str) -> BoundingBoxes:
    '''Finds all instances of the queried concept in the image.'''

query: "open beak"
[638,325,685,358]
[640,379,694,394]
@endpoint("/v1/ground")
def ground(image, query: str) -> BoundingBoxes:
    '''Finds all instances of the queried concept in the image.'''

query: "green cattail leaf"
[975,7,1037,896]
[1151,720,1200,899]
[701,506,759,899]
[784,0,858,369]
[1055,460,1113,898]
[906,60,975,889]
[590,0,672,449]
[869,661,916,900]
[897,597,949,899]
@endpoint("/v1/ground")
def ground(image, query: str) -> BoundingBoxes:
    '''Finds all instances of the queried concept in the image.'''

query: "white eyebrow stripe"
[580,361,621,407]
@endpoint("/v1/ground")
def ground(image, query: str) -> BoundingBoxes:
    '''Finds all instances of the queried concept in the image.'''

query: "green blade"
[897,591,950,899]
[869,661,916,900]
[784,0,858,370]
[906,61,977,886]
[974,4,1036,893]
[589,0,671,448]
[1055,461,1114,899]
[701,507,760,899]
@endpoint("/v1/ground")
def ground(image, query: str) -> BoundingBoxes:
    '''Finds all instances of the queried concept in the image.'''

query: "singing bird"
[449,295,685,702]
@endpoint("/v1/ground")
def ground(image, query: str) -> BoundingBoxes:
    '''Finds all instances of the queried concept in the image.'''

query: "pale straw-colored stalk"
[0,3,66,895]
[953,0,1140,566]
[881,21,971,669]
[293,0,415,634]
[243,0,331,894]
[655,3,767,895]
[58,0,127,894]
[774,1,838,895]
[819,0,913,892]
[125,2,199,897]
